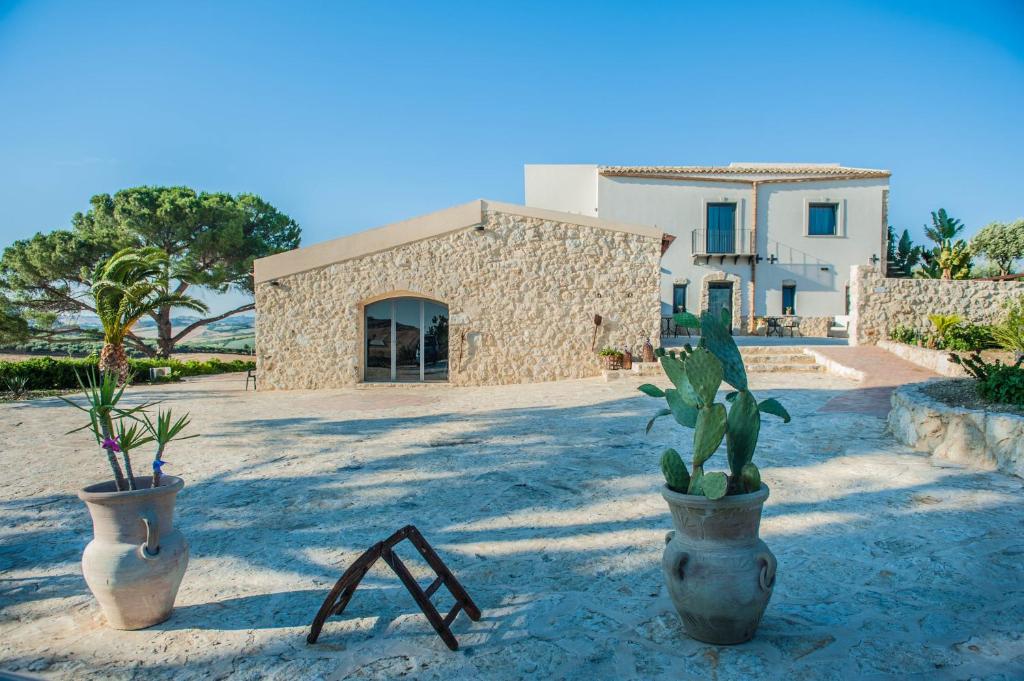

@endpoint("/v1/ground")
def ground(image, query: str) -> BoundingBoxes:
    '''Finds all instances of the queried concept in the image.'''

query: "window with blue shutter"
[808,203,838,236]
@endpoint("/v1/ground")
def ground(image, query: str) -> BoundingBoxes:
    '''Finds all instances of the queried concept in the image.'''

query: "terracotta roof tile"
[599,164,890,179]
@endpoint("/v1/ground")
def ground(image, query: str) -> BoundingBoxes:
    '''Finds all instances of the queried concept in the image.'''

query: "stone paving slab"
[1,372,1022,680]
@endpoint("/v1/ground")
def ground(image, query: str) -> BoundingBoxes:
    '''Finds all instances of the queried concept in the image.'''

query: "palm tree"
[91,247,208,382]
[924,208,965,246]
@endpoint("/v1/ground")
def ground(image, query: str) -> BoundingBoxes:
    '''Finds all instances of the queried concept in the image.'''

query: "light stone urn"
[78,475,189,629]
[661,484,776,645]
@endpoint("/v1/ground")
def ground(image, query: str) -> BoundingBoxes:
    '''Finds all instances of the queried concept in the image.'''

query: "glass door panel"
[394,299,422,382]
[423,301,449,382]
[364,300,392,382]
[708,283,733,322]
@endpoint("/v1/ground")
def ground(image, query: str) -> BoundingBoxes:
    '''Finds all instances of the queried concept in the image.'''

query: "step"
[744,362,824,373]
[739,352,817,364]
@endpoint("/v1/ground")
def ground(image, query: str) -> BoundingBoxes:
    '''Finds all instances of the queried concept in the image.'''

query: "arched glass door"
[364,297,449,382]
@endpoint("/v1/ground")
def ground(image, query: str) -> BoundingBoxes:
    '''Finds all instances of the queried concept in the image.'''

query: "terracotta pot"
[78,475,189,630]
[661,484,776,644]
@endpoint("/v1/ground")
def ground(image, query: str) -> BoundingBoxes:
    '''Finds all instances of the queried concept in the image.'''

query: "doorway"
[364,297,449,382]
[707,282,733,326]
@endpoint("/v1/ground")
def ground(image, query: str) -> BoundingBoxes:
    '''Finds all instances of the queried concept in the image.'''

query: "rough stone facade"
[849,265,1024,345]
[797,317,832,338]
[256,208,662,389]
[889,382,1024,479]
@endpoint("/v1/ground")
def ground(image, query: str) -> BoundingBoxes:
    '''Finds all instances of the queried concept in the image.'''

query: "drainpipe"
[749,181,759,333]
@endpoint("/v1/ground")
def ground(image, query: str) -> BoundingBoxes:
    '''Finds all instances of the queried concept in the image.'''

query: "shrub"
[941,323,997,351]
[889,325,921,345]
[949,352,1024,406]
[0,356,254,391]
[977,363,1024,406]
[992,295,1024,355]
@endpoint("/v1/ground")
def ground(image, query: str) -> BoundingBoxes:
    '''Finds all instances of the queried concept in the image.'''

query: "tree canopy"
[970,219,1024,276]
[0,186,300,356]
[886,226,923,278]
[924,208,964,244]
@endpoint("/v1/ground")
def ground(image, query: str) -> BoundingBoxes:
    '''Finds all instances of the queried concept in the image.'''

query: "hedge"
[0,356,255,391]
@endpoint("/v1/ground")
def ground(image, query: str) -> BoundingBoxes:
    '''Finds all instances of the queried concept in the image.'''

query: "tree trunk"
[156,305,174,359]
[99,343,131,385]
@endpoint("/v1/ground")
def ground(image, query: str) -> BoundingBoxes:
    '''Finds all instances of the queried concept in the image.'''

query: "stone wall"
[797,317,832,338]
[256,208,662,389]
[889,382,1024,479]
[876,340,968,377]
[849,266,1024,345]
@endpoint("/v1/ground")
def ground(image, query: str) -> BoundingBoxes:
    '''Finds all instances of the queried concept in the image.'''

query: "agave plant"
[638,309,790,499]
[61,370,196,491]
[90,247,208,383]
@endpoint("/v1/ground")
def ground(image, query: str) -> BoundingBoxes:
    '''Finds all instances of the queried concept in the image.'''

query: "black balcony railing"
[691,228,755,258]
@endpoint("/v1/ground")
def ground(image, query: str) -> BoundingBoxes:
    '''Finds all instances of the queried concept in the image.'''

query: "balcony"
[691,228,756,263]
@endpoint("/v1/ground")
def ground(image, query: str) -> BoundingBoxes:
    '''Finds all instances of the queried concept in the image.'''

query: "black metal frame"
[307,525,481,651]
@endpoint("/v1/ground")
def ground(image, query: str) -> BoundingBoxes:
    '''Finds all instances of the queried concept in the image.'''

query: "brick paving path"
[810,346,937,416]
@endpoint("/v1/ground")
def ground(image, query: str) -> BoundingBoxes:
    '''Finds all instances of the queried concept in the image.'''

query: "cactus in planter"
[638,309,791,499]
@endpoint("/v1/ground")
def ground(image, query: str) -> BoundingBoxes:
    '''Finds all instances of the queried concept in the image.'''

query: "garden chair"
[245,368,257,391]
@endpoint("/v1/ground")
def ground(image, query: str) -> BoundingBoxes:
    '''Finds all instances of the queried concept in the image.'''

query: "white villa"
[525,163,891,336]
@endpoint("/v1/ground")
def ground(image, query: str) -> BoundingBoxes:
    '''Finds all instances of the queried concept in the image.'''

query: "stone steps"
[744,361,824,373]
[623,349,824,378]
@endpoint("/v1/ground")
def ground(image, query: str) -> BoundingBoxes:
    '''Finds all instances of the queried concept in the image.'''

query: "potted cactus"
[638,309,790,644]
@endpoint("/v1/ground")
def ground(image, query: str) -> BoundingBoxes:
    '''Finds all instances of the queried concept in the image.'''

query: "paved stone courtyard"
[1,368,1023,680]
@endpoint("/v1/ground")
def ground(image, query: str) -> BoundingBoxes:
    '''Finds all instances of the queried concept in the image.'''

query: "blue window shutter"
[809,204,837,236]
[707,203,736,253]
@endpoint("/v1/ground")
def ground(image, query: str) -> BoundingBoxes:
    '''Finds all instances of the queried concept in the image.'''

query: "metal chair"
[245,368,257,391]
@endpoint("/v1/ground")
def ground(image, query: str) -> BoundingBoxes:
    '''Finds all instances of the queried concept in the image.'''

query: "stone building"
[254,200,668,389]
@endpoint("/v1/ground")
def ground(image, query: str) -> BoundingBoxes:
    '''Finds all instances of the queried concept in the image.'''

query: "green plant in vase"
[639,309,790,499]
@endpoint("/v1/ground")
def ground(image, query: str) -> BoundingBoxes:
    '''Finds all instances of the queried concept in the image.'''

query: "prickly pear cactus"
[638,311,791,499]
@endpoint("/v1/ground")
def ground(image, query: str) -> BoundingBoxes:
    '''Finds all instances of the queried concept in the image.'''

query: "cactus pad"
[683,347,723,407]
[693,403,727,466]
[701,471,729,500]
[665,389,698,428]
[758,398,791,423]
[740,463,761,493]
[726,390,761,477]
[700,310,748,391]
[661,448,690,492]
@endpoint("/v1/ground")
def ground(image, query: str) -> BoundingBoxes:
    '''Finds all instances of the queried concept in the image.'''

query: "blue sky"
[1,1,1021,312]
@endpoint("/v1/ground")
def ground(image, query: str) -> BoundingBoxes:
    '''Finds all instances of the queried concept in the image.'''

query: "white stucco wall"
[755,179,888,317]
[596,175,754,317]
[523,165,888,322]
[524,164,598,217]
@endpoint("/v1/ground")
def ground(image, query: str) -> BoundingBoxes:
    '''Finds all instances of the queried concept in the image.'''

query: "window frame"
[803,199,844,238]
[672,283,687,313]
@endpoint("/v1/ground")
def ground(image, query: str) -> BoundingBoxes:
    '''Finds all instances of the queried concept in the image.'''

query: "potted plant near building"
[62,372,195,629]
[599,347,624,370]
[638,310,790,644]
